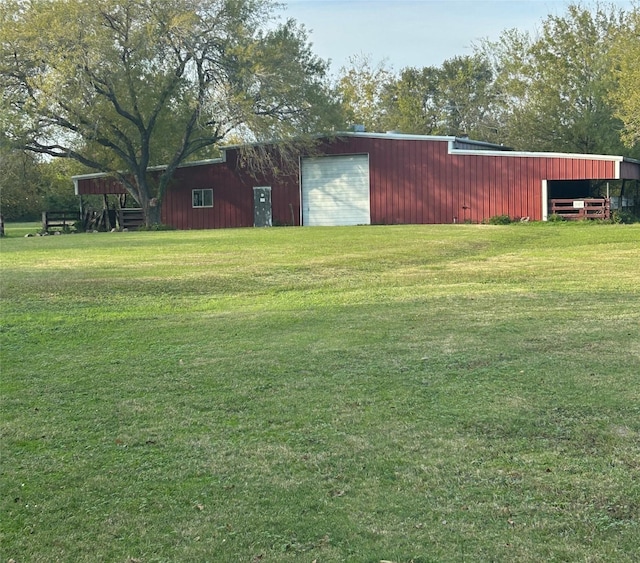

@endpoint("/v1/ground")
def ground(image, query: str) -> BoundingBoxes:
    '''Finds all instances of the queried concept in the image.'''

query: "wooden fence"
[118,208,145,230]
[42,208,145,232]
[550,198,610,220]
[42,211,80,232]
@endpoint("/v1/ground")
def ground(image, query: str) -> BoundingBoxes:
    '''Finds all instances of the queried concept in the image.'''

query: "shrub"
[137,223,176,231]
[611,210,638,224]
[485,214,512,225]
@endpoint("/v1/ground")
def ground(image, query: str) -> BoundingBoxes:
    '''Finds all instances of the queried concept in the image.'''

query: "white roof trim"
[71,155,225,181]
[450,145,625,162]
[71,170,112,181]
[338,131,457,142]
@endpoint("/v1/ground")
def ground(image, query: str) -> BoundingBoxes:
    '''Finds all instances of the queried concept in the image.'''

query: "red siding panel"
[76,135,632,227]
[156,152,300,229]
[77,176,127,195]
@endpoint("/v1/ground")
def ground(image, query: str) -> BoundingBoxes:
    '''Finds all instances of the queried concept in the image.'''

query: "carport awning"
[620,159,640,181]
[73,173,128,196]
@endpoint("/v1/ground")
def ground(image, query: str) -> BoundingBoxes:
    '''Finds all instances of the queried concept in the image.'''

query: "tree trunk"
[134,173,162,228]
[143,198,162,227]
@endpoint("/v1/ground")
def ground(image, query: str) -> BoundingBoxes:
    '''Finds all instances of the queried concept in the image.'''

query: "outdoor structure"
[73,132,640,228]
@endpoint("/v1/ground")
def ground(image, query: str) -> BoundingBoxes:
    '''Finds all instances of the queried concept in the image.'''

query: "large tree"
[0,0,340,225]
[383,54,497,140]
[482,3,629,155]
[336,54,395,132]
[436,55,500,141]
[609,7,640,149]
[378,66,441,135]
[340,55,501,140]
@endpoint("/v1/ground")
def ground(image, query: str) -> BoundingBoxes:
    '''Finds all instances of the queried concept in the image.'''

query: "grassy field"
[1,223,639,562]
[2,222,42,238]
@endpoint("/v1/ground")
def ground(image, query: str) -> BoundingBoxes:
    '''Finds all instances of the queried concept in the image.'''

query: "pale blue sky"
[283,0,634,74]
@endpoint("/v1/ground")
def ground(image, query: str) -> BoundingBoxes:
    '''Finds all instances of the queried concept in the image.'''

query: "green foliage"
[332,3,638,156]
[136,223,177,231]
[333,3,640,155]
[40,158,83,213]
[336,54,394,131]
[484,214,512,225]
[380,66,441,134]
[433,55,500,140]
[0,0,341,226]
[547,213,566,222]
[609,9,640,149]
[0,148,81,220]
[481,3,631,154]
[337,54,500,139]
[0,149,43,220]
[612,210,638,224]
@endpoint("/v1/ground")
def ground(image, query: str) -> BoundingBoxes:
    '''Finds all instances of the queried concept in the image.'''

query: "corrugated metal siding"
[162,155,253,229]
[162,158,300,229]
[77,151,300,229]
[76,135,629,227]
[162,155,300,229]
[77,176,127,195]
[318,137,620,223]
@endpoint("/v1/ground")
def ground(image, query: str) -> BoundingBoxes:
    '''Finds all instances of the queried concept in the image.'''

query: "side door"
[253,186,272,227]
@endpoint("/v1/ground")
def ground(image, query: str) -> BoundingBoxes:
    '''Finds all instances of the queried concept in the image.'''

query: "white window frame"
[192,188,213,208]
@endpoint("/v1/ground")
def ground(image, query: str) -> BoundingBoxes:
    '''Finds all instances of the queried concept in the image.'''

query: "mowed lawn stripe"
[1,224,639,562]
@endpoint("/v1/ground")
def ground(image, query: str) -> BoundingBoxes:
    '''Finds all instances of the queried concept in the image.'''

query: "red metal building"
[73,132,640,228]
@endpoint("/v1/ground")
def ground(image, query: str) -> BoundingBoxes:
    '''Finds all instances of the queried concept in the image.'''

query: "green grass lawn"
[1,223,639,562]
[1,222,42,238]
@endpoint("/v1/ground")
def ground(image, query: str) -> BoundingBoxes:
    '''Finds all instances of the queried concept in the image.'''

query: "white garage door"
[301,155,370,226]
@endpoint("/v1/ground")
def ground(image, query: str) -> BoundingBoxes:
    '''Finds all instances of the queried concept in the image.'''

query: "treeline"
[0,151,82,221]
[336,4,640,158]
[1,2,638,221]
